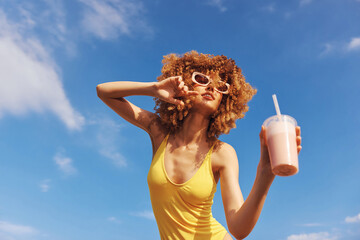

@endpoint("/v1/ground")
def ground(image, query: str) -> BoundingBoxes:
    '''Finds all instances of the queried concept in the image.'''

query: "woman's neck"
[174,112,210,146]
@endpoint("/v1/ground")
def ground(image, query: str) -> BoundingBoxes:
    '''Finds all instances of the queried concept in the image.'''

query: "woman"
[96,51,302,240]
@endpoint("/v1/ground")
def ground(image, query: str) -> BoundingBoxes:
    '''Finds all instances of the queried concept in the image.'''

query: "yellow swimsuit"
[147,134,228,240]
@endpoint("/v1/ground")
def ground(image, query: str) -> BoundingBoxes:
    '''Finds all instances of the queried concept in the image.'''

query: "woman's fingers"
[175,76,184,89]
[176,76,183,82]
[297,145,302,154]
[164,75,201,99]
[178,79,185,90]
[181,85,198,96]
[295,126,302,154]
[187,90,199,96]
[169,97,184,106]
[259,125,264,137]
[175,77,200,97]
[166,76,182,89]
[175,76,188,96]
[259,126,267,145]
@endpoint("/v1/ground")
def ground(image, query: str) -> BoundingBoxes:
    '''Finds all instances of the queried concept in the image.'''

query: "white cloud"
[298,223,325,227]
[107,217,122,224]
[287,232,338,240]
[78,0,152,40]
[0,10,84,130]
[291,214,360,240]
[262,3,276,13]
[130,210,155,221]
[54,152,77,175]
[320,37,360,56]
[41,0,67,39]
[319,43,334,56]
[39,179,51,192]
[77,116,128,168]
[17,6,36,29]
[1,1,75,56]
[300,0,313,6]
[347,37,360,51]
[0,221,38,236]
[90,117,127,167]
[207,0,227,12]
[345,213,360,223]
[99,148,127,167]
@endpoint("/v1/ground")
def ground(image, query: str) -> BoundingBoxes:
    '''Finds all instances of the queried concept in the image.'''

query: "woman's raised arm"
[96,77,198,138]
[97,81,160,134]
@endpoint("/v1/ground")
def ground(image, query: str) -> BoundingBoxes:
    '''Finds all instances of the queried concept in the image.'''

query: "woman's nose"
[206,82,215,92]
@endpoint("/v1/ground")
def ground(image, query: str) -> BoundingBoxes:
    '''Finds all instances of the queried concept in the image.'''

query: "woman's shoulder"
[212,140,238,169]
[213,140,236,155]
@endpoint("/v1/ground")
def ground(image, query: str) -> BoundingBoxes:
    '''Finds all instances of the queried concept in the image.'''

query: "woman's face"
[190,72,224,116]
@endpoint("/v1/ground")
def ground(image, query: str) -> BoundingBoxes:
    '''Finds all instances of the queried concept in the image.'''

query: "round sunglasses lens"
[194,74,209,84]
[216,82,229,93]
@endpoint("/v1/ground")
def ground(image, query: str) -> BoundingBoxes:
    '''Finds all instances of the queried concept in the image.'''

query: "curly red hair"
[154,51,256,141]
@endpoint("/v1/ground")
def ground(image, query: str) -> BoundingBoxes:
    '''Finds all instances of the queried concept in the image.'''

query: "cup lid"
[263,115,297,127]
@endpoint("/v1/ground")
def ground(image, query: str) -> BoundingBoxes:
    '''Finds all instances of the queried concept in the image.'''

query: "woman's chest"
[164,147,222,185]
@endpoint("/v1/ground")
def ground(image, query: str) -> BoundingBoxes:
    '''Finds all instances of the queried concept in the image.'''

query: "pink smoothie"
[264,117,298,176]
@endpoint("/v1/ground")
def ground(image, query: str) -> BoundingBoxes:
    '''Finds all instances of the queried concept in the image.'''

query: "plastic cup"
[263,115,299,176]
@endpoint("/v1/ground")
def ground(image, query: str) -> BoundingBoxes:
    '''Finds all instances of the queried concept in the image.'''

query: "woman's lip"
[202,94,214,100]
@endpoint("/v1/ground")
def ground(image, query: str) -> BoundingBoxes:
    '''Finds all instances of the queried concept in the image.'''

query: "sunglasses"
[191,72,230,94]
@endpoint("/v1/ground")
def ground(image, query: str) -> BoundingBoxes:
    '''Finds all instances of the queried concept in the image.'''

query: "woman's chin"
[191,104,218,116]
[189,95,220,115]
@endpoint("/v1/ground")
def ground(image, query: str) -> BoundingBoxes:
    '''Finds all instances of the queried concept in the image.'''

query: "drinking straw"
[272,94,281,117]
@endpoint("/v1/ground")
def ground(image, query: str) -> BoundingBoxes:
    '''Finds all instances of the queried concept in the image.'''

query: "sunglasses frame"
[191,72,230,94]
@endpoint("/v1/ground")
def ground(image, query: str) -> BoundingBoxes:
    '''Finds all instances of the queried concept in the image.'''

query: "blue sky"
[0,0,359,239]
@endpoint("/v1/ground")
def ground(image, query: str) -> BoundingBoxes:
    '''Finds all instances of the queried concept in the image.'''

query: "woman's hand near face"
[155,76,199,105]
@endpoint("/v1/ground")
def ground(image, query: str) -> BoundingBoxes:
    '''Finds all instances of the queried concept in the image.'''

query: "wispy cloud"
[284,12,293,19]
[0,221,38,236]
[39,179,51,192]
[320,37,360,56]
[346,37,360,52]
[41,0,67,41]
[207,0,227,12]
[297,223,325,227]
[300,0,313,6]
[0,10,84,130]
[287,231,338,240]
[1,1,75,56]
[107,217,122,224]
[99,148,127,167]
[130,210,155,221]
[262,3,276,13]
[88,116,127,167]
[319,43,334,56]
[54,151,77,176]
[345,213,360,223]
[290,213,360,240]
[78,0,153,40]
